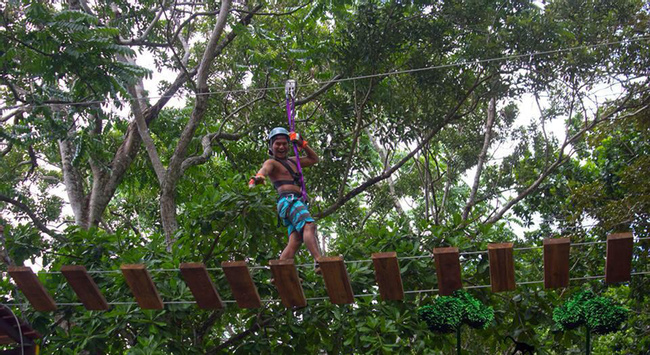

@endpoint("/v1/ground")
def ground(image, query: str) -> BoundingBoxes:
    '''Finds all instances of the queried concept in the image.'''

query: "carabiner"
[285,79,297,99]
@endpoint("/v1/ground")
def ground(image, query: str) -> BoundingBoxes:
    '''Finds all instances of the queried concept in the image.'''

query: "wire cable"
[3,36,649,111]
[2,271,649,308]
[6,237,648,274]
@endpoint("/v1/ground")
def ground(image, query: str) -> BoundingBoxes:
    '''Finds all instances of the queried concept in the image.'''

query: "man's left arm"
[290,132,319,167]
[299,144,319,168]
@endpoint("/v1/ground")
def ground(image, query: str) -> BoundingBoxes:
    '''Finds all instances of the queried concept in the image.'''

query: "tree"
[1,0,649,353]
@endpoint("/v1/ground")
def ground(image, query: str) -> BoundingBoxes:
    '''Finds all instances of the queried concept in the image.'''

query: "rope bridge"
[3,233,648,313]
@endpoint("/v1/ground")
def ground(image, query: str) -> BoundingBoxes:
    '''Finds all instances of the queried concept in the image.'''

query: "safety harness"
[272,158,302,189]
[274,158,304,227]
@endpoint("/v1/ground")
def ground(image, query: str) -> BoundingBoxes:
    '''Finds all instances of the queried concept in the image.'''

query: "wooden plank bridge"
[4,233,639,312]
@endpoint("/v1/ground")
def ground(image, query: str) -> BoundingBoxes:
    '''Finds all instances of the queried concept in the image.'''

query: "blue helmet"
[268,127,289,143]
[268,127,290,156]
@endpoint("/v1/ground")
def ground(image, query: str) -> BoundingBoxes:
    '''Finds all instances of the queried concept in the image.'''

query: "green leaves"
[553,290,628,334]
[418,290,494,333]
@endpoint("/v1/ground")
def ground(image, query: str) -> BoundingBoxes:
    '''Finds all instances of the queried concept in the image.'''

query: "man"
[250,127,322,272]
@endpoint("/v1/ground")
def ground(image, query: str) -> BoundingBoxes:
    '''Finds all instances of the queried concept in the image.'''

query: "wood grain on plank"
[433,247,462,296]
[8,267,57,312]
[487,243,516,292]
[180,263,223,309]
[120,264,163,309]
[319,256,354,304]
[61,265,109,310]
[371,252,404,301]
[221,261,261,309]
[269,259,306,308]
[543,238,570,289]
[605,232,633,284]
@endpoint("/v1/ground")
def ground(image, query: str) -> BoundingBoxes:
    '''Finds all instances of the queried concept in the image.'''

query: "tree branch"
[366,127,404,215]
[337,80,374,200]
[180,132,242,173]
[196,0,232,90]
[462,97,496,221]
[0,78,26,104]
[118,5,166,45]
[295,74,342,106]
[315,72,492,219]
[0,225,15,267]
[485,99,649,224]
[0,194,59,239]
[230,1,309,16]
[207,311,282,354]
[180,69,267,174]
[1,109,23,123]
[0,142,12,157]
[128,85,166,183]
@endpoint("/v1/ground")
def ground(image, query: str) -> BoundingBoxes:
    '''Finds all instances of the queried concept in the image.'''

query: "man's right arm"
[250,160,274,185]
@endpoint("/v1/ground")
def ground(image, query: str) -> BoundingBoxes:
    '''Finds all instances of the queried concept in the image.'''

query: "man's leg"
[279,232,302,260]
[301,222,322,260]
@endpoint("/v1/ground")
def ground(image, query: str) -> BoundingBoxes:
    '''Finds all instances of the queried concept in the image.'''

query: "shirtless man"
[250,127,322,271]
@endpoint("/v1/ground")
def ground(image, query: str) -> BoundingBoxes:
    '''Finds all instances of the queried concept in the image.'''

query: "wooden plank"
[120,264,163,310]
[221,261,261,309]
[488,243,516,292]
[60,265,109,311]
[0,346,37,355]
[269,259,306,308]
[0,317,33,346]
[543,238,570,289]
[605,232,634,284]
[180,263,223,309]
[371,252,404,301]
[0,309,39,341]
[319,256,354,304]
[7,267,57,312]
[433,247,462,296]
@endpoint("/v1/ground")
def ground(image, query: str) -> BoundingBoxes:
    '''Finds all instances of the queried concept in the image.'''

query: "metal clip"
[285,79,296,99]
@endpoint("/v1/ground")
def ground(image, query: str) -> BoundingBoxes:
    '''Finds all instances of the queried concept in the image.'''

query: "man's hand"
[248,173,266,187]
[289,131,308,148]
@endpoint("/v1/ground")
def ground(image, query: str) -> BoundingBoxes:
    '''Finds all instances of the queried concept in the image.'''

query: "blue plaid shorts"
[276,194,314,238]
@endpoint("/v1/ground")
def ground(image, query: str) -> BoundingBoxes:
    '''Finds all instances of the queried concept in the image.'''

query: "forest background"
[1,0,649,353]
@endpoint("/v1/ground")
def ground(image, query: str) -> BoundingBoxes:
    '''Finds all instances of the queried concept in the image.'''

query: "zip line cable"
[1,271,649,308]
[3,35,649,111]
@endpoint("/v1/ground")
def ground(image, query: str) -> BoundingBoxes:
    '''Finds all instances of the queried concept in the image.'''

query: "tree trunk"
[440,161,454,222]
[158,0,232,245]
[0,225,15,266]
[160,186,179,249]
[58,139,89,227]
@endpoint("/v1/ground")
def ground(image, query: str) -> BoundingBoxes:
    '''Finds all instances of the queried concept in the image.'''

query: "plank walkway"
[0,306,40,353]
[5,234,640,312]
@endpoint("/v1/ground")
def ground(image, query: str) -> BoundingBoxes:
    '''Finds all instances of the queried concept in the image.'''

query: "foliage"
[1,0,649,353]
[418,290,494,333]
[553,290,628,334]
[418,295,464,334]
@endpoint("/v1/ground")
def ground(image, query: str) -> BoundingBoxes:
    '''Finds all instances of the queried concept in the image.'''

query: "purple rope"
[286,96,308,201]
